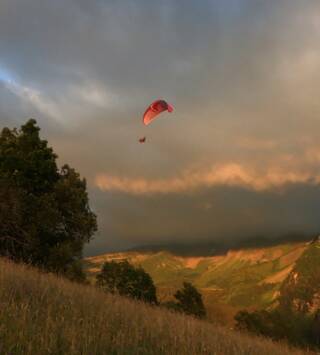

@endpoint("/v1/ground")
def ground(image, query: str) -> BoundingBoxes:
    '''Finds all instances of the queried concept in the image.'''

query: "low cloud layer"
[95,163,320,195]
[86,183,320,255]
[1,0,320,254]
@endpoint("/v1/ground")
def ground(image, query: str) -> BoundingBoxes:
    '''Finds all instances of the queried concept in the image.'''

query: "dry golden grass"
[0,258,311,355]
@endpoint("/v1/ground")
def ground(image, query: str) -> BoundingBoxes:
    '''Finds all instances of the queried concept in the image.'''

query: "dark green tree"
[0,119,97,280]
[172,282,206,318]
[235,310,264,334]
[311,310,320,347]
[96,260,158,304]
[235,307,315,348]
[0,179,27,258]
[234,309,292,340]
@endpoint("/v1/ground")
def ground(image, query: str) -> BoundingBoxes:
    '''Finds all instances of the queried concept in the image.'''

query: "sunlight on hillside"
[85,242,308,323]
[0,258,308,355]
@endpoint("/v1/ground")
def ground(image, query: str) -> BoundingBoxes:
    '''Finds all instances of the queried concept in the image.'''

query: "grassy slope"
[278,238,320,312]
[85,242,307,311]
[0,258,309,355]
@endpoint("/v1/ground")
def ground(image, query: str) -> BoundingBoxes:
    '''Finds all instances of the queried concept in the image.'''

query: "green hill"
[0,258,307,355]
[85,242,308,321]
[278,236,320,313]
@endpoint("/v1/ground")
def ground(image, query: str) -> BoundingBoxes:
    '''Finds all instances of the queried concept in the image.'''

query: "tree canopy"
[0,119,97,280]
[96,260,158,304]
[165,282,206,318]
[174,282,206,318]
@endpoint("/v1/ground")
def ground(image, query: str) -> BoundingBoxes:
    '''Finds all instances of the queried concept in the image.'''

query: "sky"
[1,0,320,255]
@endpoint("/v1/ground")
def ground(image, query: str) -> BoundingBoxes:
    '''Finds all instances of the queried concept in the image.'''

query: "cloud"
[2,0,320,253]
[5,80,61,120]
[95,163,320,195]
[2,75,120,128]
[84,182,320,256]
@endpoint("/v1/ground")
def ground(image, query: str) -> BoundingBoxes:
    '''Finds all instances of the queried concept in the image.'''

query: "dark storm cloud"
[84,183,320,256]
[1,0,320,254]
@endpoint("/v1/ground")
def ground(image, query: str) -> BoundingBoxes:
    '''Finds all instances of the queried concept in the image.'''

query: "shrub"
[96,260,158,304]
[165,282,206,318]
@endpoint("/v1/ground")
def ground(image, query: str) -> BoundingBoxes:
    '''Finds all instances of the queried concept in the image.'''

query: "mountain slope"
[0,258,307,355]
[85,242,307,312]
[279,236,320,313]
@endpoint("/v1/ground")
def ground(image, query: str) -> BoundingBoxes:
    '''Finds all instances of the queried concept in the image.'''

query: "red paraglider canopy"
[143,99,173,126]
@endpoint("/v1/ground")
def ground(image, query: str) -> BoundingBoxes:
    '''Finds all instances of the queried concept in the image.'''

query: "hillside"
[85,242,307,316]
[0,258,309,355]
[279,236,320,313]
[86,242,309,325]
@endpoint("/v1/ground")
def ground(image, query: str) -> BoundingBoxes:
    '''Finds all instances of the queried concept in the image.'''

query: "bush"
[235,308,319,350]
[96,260,158,304]
[165,282,206,318]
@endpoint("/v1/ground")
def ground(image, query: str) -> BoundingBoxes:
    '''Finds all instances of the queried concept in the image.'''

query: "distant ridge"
[125,233,313,257]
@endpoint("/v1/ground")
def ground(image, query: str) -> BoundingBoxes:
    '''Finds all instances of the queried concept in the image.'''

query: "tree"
[234,307,317,349]
[234,309,291,340]
[0,119,97,280]
[96,260,158,304]
[170,282,206,318]
[311,310,320,347]
[0,179,28,259]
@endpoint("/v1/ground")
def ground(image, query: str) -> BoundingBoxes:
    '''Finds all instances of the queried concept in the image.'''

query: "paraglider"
[139,99,173,143]
[143,99,174,126]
